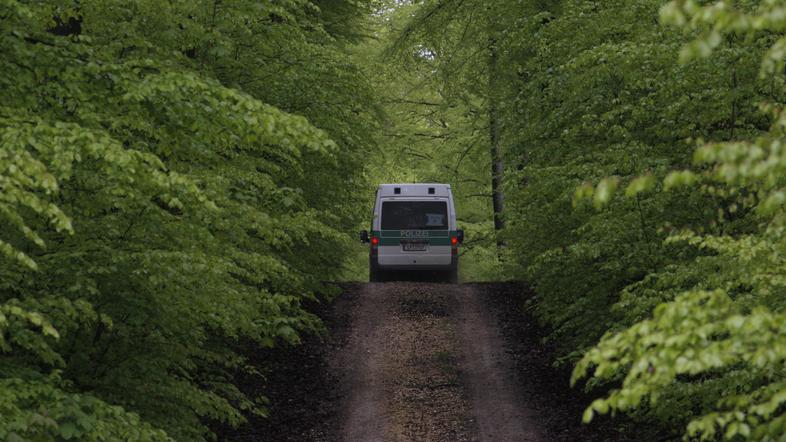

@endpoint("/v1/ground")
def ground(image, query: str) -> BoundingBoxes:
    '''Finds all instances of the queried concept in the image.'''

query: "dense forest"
[4,0,786,440]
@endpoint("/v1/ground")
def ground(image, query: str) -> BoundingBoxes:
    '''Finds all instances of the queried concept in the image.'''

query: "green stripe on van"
[372,230,456,246]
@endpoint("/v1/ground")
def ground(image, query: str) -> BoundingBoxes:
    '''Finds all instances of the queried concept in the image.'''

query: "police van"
[360,183,464,283]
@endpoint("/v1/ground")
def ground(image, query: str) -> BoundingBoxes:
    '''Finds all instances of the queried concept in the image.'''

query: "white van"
[360,183,464,283]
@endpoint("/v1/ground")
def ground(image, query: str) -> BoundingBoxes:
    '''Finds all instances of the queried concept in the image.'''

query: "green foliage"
[14,0,786,439]
[560,1,786,439]
[395,0,786,439]
[0,372,171,442]
[363,0,517,281]
[1,0,377,440]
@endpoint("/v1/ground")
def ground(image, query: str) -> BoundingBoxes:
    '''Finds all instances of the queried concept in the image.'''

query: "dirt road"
[339,283,541,441]
[218,283,636,441]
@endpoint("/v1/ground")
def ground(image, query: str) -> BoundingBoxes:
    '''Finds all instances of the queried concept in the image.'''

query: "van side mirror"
[359,230,370,243]
[456,229,465,244]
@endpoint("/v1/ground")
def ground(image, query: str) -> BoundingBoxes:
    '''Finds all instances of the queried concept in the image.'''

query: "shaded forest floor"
[214,283,659,441]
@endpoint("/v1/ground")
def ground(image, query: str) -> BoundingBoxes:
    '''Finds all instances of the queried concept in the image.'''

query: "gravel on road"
[216,282,640,442]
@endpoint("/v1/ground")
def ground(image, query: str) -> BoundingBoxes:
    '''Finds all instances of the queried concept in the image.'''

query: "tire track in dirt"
[220,282,633,441]
[337,283,392,441]
[338,282,542,441]
[338,283,476,441]
[454,285,543,441]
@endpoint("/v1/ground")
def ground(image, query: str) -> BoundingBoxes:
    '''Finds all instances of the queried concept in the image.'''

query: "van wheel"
[370,267,384,282]
[448,268,458,284]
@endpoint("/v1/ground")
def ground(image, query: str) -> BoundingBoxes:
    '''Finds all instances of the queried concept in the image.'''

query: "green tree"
[0,0,378,440]
[394,0,786,438]
[573,1,786,439]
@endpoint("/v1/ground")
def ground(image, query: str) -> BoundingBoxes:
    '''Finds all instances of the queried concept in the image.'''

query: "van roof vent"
[428,187,435,195]
[394,187,401,194]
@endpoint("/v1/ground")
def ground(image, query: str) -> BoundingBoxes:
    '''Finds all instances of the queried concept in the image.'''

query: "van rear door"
[375,200,453,267]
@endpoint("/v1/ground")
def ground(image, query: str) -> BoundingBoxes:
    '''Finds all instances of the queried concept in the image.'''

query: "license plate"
[403,242,427,251]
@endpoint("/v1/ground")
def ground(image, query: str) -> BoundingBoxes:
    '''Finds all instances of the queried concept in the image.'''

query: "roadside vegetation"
[389,1,786,440]
[0,1,378,440]
[4,0,786,440]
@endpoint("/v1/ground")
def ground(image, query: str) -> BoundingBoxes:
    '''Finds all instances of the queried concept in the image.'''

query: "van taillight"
[451,237,458,246]
[371,237,379,246]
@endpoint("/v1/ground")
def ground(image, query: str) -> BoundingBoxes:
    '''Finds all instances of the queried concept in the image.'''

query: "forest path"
[218,283,631,441]
[337,282,542,442]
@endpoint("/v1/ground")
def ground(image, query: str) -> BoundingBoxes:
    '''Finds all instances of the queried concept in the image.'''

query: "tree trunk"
[488,36,505,248]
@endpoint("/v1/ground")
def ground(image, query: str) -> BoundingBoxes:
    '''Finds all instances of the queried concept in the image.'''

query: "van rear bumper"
[371,256,457,272]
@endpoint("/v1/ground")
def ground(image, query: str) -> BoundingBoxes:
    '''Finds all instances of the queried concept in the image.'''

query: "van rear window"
[381,201,448,230]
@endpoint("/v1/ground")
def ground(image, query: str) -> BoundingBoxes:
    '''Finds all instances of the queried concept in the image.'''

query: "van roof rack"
[377,183,451,198]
